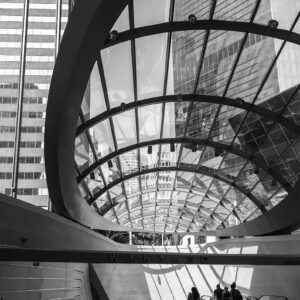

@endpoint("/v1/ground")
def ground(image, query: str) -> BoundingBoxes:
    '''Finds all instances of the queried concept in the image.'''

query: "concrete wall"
[1,195,300,300]
[0,262,92,300]
[94,235,300,300]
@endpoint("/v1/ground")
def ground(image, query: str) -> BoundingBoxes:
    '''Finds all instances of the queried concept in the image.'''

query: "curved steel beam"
[103,20,300,49]
[78,137,292,193]
[76,94,300,137]
[90,166,267,213]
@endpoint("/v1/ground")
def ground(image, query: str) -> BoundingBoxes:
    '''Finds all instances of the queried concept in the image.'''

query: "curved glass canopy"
[74,0,300,233]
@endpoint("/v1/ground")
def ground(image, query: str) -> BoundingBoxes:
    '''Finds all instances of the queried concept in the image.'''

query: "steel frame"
[90,165,266,213]
[45,0,300,235]
[76,95,300,136]
[78,137,291,192]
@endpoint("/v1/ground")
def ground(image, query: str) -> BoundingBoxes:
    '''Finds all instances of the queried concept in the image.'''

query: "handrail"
[258,296,288,300]
[201,296,213,300]
[201,295,288,300]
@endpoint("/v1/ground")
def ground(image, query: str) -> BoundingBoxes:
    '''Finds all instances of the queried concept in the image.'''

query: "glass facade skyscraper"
[0,0,68,207]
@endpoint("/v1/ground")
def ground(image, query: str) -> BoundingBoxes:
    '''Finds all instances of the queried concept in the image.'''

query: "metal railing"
[200,295,288,300]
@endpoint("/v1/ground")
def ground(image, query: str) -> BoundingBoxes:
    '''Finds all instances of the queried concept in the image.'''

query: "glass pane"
[112,6,129,32]
[197,30,244,97]
[136,34,167,100]
[120,150,138,175]
[75,133,92,171]
[113,109,137,149]
[139,104,162,142]
[180,145,201,169]
[101,41,134,108]
[88,62,107,119]
[174,1,211,21]
[134,0,170,27]
[160,144,179,167]
[214,0,257,22]
[140,145,159,170]
[255,0,300,31]
[90,119,115,158]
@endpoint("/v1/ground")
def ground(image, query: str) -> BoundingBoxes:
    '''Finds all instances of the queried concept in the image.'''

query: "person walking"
[222,286,232,300]
[213,284,224,300]
[230,283,243,300]
[191,286,200,300]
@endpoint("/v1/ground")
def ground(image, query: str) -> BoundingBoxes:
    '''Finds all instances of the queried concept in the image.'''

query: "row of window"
[0,172,43,179]
[0,42,55,49]
[5,188,40,195]
[0,126,43,133]
[19,156,42,163]
[0,29,64,36]
[0,69,53,76]
[0,111,44,118]
[0,83,50,90]
[0,97,44,104]
[0,15,67,22]
[0,156,43,164]
[0,141,44,149]
[0,3,68,10]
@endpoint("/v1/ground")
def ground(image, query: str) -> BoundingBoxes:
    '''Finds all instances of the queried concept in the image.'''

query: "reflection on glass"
[136,34,167,100]
[75,133,92,171]
[90,119,114,158]
[134,0,170,28]
[89,63,107,118]
[101,41,134,108]
[112,6,129,32]
[113,109,137,148]
[139,104,162,142]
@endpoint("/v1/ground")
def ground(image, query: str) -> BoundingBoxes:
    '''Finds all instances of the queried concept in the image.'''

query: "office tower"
[0,0,68,207]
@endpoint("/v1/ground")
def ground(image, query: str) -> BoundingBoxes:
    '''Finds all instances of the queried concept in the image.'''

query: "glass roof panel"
[101,160,121,184]
[214,0,257,22]
[173,0,211,22]
[140,145,159,170]
[176,171,194,190]
[112,5,129,32]
[101,41,134,108]
[120,150,138,176]
[254,0,300,32]
[85,62,107,119]
[179,145,201,168]
[160,144,179,167]
[113,109,137,149]
[75,133,92,171]
[85,171,104,196]
[223,213,241,227]
[90,119,115,157]
[197,30,245,97]
[139,104,162,142]
[235,196,257,221]
[133,0,170,28]
[136,33,168,100]
[282,90,300,125]
[171,30,206,94]
[163,102,190,138]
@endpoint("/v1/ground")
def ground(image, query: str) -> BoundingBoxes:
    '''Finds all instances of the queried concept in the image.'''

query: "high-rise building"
[0,0,68,208]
